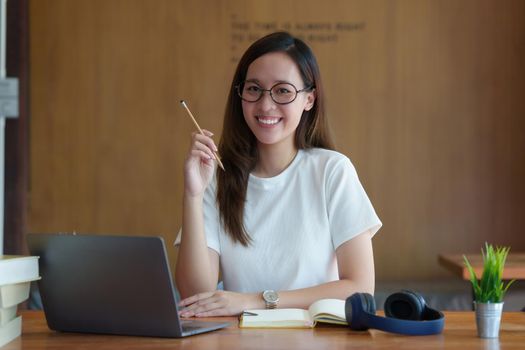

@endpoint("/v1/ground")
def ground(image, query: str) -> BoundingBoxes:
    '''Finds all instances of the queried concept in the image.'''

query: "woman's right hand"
[184,130,218,198]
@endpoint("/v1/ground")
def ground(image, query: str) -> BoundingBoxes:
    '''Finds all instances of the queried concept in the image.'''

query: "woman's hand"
[178,290,261,317]
[184,130,218,198]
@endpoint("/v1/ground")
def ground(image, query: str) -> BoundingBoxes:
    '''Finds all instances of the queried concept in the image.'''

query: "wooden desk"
[438,253,525,280]
[4,311,525,349]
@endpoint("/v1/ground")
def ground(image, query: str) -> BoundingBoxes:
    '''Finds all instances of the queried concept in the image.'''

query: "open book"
[239,299,347,328]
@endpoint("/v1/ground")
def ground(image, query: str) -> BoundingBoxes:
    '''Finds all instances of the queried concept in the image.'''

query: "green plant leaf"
[463,243,513,303]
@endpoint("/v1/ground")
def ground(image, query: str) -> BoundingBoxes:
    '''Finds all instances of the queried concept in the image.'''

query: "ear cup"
[347,290,444,335]
[384,290,426,321]
[403,289,427,313]
[345,293,376,331]
[362,293,377,314]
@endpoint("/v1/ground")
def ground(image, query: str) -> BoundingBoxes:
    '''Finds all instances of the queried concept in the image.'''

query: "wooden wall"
[29,0,525,281]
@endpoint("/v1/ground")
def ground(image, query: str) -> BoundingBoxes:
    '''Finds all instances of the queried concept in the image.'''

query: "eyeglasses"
[235,81,313,105]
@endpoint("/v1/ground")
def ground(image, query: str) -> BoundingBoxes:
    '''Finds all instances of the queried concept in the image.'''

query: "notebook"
[27,233,229,337]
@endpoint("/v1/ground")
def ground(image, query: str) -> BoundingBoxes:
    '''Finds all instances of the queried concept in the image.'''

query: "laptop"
[27,233,230,337]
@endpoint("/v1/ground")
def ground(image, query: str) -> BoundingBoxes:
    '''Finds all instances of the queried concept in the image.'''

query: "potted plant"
[463,243,515,338]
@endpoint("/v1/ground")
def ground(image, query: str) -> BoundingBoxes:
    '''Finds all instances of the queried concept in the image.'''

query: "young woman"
[175,32,381,317]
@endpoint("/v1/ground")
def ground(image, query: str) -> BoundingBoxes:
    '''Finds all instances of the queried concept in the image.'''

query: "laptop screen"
[28,234,185,337]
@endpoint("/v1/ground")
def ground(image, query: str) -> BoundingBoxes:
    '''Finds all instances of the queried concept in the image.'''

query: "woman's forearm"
[175,194,218,298]
[277,278,373,309]
[238,278,373,311]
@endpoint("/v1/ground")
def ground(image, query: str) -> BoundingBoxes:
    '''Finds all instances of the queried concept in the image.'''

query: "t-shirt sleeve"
[326,156,382,249]
[173,178,221,255]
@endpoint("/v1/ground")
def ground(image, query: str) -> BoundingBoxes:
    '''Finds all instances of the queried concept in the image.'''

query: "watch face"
[263,290,279,302]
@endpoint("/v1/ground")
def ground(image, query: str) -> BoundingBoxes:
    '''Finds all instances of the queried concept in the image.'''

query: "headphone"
[345,290,445,335]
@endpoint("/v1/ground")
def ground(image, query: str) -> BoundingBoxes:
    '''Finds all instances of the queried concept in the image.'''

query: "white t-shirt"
[175,148,382,293]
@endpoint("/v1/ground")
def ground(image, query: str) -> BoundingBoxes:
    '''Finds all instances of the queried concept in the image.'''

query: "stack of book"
[0,255,40,347]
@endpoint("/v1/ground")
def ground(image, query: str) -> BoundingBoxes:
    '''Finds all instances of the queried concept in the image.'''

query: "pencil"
[180,100,225,171]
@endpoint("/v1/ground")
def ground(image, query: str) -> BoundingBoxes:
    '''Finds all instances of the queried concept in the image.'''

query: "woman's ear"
[304,89,316,111]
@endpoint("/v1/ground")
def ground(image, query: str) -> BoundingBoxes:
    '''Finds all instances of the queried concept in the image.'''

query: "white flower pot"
[474,302,504,338]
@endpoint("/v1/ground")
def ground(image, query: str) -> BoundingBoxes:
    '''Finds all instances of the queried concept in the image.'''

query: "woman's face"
[241,52,315,150]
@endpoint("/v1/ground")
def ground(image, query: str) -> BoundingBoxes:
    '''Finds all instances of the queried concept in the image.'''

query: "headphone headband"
[364,309,444,335]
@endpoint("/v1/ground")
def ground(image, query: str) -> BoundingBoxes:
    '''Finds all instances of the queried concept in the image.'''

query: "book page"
[240,309,314,328]
[308,299,347,325]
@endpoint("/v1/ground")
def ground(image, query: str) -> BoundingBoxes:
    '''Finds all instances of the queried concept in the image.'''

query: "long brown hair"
[217,32,334,246]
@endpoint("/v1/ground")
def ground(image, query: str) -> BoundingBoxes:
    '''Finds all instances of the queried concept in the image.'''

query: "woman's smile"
[256,116,283,127]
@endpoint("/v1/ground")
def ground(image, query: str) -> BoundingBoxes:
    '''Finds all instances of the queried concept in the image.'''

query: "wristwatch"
[262,290,279,309]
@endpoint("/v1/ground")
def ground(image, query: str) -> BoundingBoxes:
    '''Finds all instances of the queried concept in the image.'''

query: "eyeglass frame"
[235,81,315,105]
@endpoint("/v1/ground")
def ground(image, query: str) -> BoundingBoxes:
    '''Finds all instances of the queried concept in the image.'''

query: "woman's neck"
[253,142,298,178]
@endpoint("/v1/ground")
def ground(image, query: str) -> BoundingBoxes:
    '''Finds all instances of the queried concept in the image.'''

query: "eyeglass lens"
[239,82,298,104]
